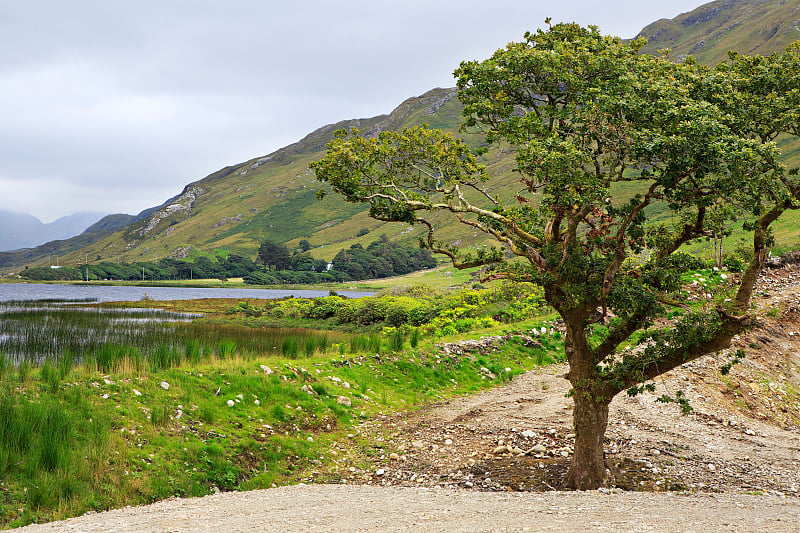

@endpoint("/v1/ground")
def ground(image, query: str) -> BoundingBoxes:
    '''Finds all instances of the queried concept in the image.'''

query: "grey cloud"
[0,0,709,221]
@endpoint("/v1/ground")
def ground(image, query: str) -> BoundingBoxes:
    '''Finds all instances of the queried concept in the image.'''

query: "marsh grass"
[0,300,342,369]
[281,337,299,358]
[409,327,420,348]
[389,329,405,352]
[0,352,11,381]
[184,340,202,363]
[348,334,382,354]
[216,340,237,360]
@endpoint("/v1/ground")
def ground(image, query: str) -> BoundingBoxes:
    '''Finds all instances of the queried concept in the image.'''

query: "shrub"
[334,300,359,323]
[308,296,344,319]
[723,256,745,272]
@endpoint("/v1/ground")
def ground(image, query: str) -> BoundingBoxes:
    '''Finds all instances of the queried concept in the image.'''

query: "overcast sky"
[0,1,711,222]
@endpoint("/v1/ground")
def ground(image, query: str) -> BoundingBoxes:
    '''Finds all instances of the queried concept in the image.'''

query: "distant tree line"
[245,236,436,285]
[20,254,259,282]
[19,237,436,284]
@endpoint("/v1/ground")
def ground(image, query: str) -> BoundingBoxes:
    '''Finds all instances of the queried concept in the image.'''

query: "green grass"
[0,311,561,529]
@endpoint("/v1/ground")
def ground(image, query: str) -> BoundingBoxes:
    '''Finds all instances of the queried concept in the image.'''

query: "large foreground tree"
[311,23,800,489]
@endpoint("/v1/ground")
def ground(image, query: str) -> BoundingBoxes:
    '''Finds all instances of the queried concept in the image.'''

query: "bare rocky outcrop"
[135,187,204,237]
[212,214,244,228]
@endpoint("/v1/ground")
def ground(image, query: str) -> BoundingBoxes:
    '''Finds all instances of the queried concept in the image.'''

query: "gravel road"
[14,484,800,532]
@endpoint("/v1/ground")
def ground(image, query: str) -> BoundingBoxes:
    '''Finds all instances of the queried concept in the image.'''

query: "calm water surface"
[0,283,373,303]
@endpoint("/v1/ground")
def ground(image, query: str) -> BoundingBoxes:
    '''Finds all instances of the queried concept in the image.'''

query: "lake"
[0,283,373,303]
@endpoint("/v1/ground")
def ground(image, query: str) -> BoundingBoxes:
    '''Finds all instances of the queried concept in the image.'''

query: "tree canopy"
[311,22,800,489]
[257,240,291,271]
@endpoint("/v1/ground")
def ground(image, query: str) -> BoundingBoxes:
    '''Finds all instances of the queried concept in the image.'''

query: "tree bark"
[562,387,611,490]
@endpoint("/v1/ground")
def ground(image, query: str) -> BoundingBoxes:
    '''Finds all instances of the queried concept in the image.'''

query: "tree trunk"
[562,389,611,490]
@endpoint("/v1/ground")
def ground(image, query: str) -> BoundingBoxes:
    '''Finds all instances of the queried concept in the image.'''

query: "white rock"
[521,430,536,438]
[260,365,274,374]
[342,382,351,389]
[376,468,385,476]
[412,440,425,449]
[133,389,142,396]
[707,463,716,472]
[389,453,400,460]
[531,444,547,454]
[160,381,170,390]
[254,399,260,406]
[337,396,352,407]
[444,439,453,446]
[227,399,235,407]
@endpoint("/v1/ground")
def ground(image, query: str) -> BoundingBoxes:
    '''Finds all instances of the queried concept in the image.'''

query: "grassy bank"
[0,291,563,529]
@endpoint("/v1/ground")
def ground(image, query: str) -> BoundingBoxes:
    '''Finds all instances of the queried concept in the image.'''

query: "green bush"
[334,300,359,323]
[308,296,345,319]
[723,256,745,272]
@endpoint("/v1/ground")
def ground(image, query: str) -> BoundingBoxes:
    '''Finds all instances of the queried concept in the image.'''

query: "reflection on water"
[0,283,373,303]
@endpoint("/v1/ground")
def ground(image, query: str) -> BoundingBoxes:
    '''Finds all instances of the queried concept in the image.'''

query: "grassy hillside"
[639,0,800,63]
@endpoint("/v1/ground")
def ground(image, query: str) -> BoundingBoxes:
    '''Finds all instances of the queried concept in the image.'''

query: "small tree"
[257,240,291,271]
[312,23,800,489]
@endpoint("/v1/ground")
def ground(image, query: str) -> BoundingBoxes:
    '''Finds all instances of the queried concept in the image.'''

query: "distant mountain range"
[2,0,799,272]
[0,211,109,252]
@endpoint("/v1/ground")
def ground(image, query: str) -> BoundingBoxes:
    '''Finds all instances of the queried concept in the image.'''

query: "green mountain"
[638,0,800,63]
[30,88,487,271]
[6,0,800,274]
